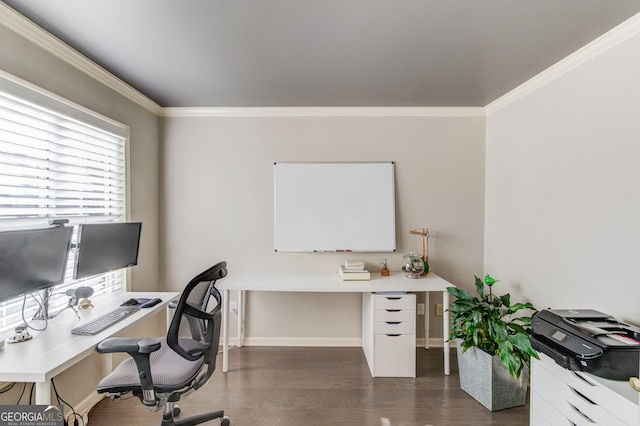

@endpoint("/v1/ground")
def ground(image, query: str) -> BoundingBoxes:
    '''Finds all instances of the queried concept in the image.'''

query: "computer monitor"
[0,226,74,303]
[73,222,142,280]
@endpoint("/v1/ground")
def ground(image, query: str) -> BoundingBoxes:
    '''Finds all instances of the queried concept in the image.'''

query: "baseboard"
[241,337,362,347]
[236,337,449,348]
[418,338,447,348]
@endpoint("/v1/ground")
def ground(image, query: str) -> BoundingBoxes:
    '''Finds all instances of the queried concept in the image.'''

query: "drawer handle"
[386,322,401,325]
[385,297,401,300]
[568,386,595,405]
[385,309,401,313]
[386,334,401,337]
[570,371,595,387]
[567,402,595,423]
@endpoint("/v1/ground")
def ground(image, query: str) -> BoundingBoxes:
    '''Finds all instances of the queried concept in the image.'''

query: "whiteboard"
[274,162,396,252]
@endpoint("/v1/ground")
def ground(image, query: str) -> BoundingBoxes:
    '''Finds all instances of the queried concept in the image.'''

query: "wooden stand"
[409,227,429,274]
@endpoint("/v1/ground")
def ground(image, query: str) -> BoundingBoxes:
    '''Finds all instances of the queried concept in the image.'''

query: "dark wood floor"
[88,346,529,425]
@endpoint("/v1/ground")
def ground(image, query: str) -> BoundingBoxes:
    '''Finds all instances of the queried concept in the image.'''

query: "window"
[0,70,130,332]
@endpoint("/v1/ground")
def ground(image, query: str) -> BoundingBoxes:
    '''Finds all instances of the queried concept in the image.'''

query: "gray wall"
[485,19,640,325]
[161,113,486,344]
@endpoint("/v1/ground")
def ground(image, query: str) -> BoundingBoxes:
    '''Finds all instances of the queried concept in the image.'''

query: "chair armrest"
[97,337,161,354]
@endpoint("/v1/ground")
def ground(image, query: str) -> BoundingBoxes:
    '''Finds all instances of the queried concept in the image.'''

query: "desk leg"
[443,290,450,375]
[35,380,51,405]
[222,289,229,373]
[237,289,243,348]
[166,304,173,331]
[103,353,113,378]
[424,292,430,349]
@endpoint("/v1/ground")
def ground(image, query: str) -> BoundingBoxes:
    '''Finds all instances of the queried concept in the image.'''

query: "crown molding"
[161,106,486,118]
[9,0,635,119]
[0,4,483,120]
[485,12,640,116]
[0,3,162,115]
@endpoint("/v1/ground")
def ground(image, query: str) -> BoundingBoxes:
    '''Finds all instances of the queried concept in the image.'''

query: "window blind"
[0,71,130,332]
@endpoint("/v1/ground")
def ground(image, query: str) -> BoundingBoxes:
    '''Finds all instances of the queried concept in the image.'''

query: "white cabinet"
[531,352,640,426]
[362,293,416,377]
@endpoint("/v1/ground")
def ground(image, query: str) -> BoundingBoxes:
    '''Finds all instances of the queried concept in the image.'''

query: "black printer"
[530,309,640,380]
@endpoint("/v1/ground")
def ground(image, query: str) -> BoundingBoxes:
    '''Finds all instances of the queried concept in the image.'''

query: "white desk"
[0,291,179,404]
[218,271,453,375]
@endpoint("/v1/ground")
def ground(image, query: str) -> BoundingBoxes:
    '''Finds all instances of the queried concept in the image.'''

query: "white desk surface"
[218,271,453,293]
[0,291,179,385]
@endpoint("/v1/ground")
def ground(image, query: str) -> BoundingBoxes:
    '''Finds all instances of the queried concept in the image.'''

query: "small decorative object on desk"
[379,259,390,276]
[78,298,94,309]
[402,250,424,278]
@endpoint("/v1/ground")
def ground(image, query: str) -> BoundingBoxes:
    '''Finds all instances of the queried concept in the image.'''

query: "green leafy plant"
[447,274,539,378]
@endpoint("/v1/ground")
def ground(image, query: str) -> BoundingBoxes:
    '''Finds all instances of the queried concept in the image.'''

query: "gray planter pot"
[456,340,529,411]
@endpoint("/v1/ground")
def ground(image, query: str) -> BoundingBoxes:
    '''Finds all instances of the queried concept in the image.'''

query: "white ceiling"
[3,0,640,108]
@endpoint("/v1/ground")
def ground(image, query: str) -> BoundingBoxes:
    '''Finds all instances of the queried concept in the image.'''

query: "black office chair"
[95,262,230,426]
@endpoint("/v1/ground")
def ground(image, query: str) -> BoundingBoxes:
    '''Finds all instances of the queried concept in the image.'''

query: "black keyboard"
[71,306,140,335]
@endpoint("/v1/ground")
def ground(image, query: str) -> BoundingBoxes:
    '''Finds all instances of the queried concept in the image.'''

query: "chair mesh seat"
[98,337,205,392]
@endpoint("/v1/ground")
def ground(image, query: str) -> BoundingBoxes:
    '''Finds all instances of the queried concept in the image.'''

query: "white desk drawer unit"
[362,293,416,377]
[531,352,640,426]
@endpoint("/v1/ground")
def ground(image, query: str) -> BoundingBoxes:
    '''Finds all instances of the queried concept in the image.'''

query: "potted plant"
[447,274,539,411]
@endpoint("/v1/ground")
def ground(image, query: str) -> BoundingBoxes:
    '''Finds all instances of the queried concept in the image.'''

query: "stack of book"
[338,260,370,281]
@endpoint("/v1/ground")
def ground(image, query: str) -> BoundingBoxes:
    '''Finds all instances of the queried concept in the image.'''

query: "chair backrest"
[167,261,227,390]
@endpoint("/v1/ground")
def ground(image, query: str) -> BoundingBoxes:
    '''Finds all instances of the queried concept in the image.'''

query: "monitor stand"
[32,287,53,320]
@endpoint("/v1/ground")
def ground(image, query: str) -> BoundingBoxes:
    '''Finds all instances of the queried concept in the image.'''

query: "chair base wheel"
[221,416,230,426]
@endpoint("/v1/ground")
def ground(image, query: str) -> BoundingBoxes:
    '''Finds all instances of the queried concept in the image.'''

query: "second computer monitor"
[73,222,142,280]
